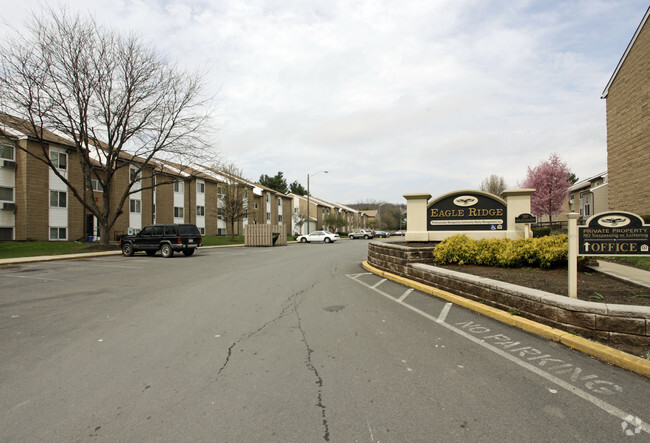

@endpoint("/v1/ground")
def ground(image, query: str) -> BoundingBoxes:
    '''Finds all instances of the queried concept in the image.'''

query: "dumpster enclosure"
[245,224,287,247]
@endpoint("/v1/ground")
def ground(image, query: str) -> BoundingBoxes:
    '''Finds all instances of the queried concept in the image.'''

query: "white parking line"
[398,288,413,302]
[438,302,452,323]
[371,278,386,289]
[346,273,650,435]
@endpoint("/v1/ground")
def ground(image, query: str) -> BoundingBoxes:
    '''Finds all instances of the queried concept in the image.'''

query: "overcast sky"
[1,1,647,205]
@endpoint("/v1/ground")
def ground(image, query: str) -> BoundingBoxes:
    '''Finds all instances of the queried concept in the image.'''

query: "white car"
[296,231,340,243]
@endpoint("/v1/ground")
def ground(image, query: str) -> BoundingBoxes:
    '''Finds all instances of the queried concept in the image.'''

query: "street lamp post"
[307,170,328,234]
[378,202,386,231]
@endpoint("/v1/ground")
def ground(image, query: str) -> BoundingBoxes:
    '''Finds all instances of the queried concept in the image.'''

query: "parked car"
[348,229,375,239]
[392,231,405,236]
[374,230,390,238]
[296,231,340,243]
[120,224,202,257]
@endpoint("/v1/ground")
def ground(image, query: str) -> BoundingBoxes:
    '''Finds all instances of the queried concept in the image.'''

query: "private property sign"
[578,212,650,256]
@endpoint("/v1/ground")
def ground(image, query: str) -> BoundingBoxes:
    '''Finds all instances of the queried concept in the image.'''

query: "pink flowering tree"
[521,153,572,221]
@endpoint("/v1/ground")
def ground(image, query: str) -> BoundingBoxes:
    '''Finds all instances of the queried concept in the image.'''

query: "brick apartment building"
[0,114,294,241]
[602,6,650,216]
[1,113,366,242]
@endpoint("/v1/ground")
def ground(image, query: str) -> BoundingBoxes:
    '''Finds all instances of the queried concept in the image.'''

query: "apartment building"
[289,193,368,235]
[567,172,609,223]
[0,114,293,241]
[602,7,650,215]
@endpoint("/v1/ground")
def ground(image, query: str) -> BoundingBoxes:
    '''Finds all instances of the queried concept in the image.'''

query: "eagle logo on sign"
[598,216,631,227]
[453,196,478,207]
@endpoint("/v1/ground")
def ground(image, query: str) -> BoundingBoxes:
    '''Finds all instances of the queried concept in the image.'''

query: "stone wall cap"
[403,193,432,200]
[501,188,536,197]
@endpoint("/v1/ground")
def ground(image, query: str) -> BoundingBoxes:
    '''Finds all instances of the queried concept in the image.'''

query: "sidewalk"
[591,260,650,289]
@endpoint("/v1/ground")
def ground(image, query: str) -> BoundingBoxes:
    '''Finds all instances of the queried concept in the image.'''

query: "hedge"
[433,234,569,269]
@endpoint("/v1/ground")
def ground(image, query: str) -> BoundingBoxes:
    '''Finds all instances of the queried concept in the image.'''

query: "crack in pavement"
[293,299,330,441]
[215,283,314,380]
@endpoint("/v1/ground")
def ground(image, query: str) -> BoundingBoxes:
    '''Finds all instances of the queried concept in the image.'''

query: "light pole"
[307,170,328,234]
[377,202,386,231]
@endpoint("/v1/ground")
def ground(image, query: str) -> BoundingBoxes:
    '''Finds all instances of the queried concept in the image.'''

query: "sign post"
[567,213,579,298]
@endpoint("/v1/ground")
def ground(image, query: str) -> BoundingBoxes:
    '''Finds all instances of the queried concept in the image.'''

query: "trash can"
[272,232,280,246]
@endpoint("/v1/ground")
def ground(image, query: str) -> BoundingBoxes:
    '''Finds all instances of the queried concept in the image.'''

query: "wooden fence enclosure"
[245,224,287,247]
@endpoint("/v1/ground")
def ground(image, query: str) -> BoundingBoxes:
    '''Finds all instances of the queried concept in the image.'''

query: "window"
[0,227,12,241]
[152,225,163,236]
[51,151,67,170]
[278,197,282,206]
[130,199,141,213]
[0,143,14,160]
[278,214,283,223]
[266,213,270,222]
[0,186,13,201]
[254,202,259,209]
[174,180,184,193]
[130,167,140,182]
[91,179,103,192]
[217,185,225,200]
[217,208,224,220]
[49,227,67,240]
[197,182,205,193]
[50,190,67,208]
[199,227,205,235]
[174,206,184,218]
[266,194,270,202]
[197,205,205,216]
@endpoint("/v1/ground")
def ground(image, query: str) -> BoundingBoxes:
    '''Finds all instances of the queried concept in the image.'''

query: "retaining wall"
[367,241,650,355]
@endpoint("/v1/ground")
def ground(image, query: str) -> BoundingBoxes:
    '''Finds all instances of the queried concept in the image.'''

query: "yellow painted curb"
[362,260,650,379]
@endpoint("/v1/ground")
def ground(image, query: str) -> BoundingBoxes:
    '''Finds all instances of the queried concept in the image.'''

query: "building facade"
[602,7,650,215]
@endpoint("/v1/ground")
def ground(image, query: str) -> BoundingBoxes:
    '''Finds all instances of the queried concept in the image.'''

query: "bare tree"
[292,209,308,235]
[479,175,507,196]
[215,162,253,241]
[0,7,215,243]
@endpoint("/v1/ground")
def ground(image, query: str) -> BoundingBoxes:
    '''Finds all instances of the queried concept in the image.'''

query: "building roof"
[602,6,649,99]
[569,171,607,192]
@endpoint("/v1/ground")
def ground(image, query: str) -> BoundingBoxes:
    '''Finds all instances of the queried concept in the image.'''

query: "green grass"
[0,241,111,259]
[0,235,299,259]
[201,236,245,246]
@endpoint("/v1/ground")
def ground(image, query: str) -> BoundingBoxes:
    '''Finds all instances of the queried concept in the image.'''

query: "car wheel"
[324,237,332,243]
[364,235,369,239]
[145,250,156,256]
[301,237,308,243]
[161,243,174,258]
[121,243,134,257]
[182,249,195,256]
[349,235,354,240]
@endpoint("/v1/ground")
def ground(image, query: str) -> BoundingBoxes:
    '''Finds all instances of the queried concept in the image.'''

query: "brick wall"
[606,19,650,215]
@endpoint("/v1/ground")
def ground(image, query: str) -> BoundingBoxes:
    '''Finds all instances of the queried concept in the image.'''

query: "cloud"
[1,0,646,204]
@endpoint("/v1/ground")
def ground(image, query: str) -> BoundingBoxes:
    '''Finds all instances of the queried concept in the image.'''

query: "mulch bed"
[439,264,650,307]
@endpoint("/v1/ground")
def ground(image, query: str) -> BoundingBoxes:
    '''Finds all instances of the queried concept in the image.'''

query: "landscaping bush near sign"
[433,234,569,269]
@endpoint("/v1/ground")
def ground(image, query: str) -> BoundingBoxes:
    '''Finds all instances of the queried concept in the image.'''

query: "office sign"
[428,192,507,231]
[578,211,650,256]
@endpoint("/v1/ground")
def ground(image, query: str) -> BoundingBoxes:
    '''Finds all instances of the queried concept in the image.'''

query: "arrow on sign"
[583,242,590,252]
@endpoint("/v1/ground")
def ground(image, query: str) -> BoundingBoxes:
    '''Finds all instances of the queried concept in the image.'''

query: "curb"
[362,260,650,379]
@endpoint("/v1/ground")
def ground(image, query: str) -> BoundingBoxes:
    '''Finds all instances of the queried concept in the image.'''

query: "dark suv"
[120,224,202,257]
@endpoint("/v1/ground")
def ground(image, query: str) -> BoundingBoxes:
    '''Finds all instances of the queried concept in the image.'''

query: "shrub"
[431,234,477,265]
[433,234,568,269]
